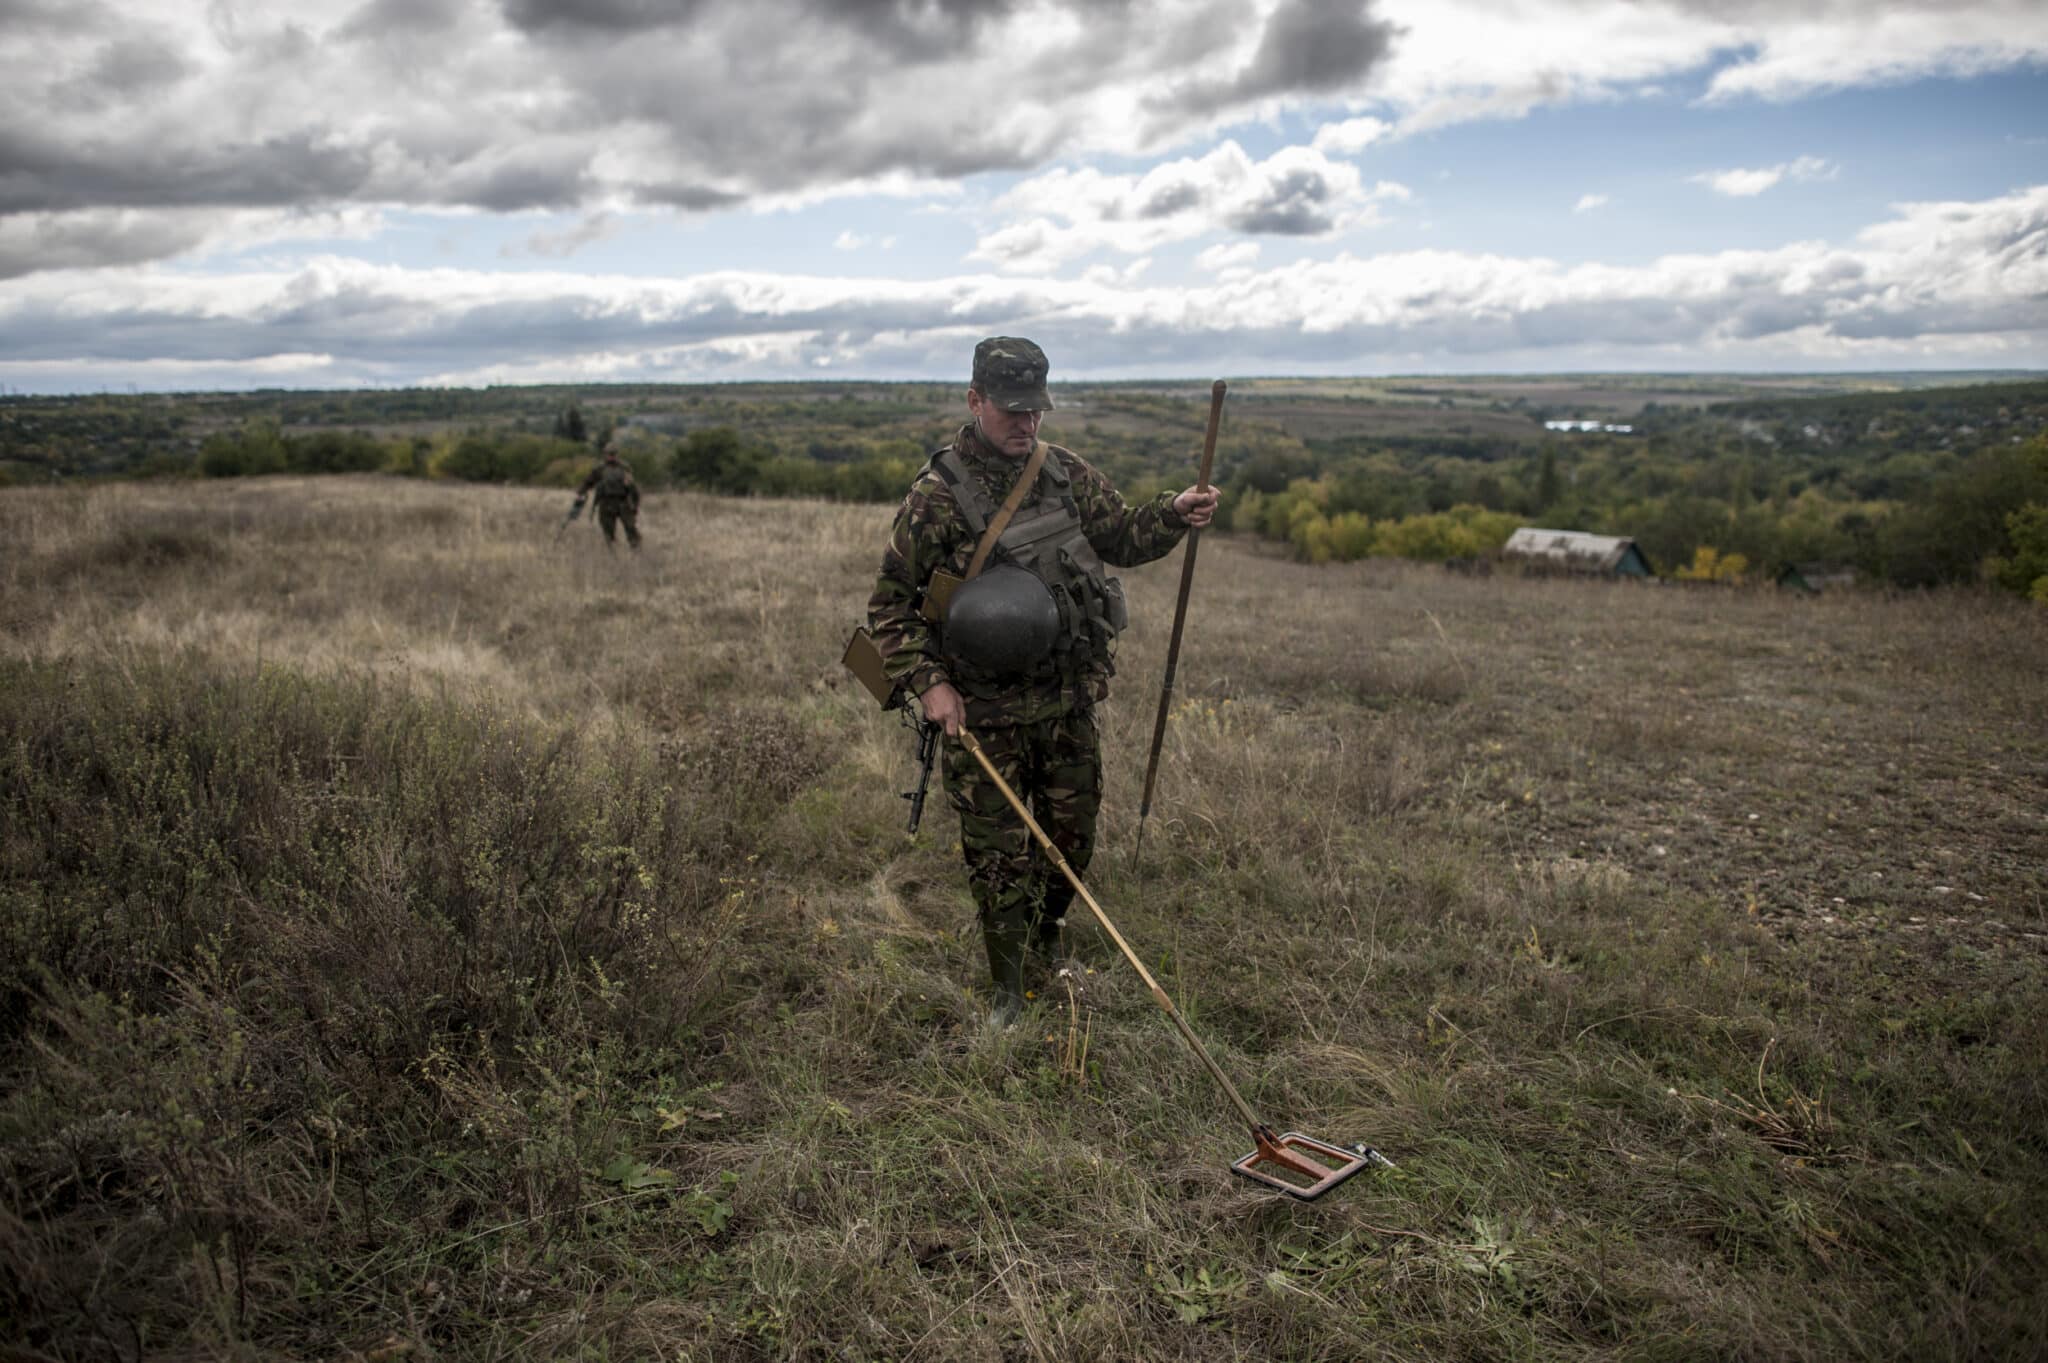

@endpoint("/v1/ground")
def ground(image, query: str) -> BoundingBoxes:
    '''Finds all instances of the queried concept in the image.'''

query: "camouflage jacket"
[866,422,1191,727]
[577,458,639,508]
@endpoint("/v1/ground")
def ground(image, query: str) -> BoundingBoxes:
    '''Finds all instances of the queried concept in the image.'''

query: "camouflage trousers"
[941,709,1101,956]
[597,503,640,548]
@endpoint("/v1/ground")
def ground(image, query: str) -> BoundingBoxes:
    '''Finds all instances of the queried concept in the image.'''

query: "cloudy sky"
[2,0,2045,392]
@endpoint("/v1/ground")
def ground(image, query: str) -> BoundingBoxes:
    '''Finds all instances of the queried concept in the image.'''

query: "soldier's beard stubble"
[976,414,1036,459]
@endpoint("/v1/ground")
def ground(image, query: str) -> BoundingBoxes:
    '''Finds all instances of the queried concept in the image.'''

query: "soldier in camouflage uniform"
[574,434,642,549]
[866,337,1219,1026]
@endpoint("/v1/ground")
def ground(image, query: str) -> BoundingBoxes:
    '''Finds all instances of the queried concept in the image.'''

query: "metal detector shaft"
[1134,379,1227,866]
[959,727,1263,1135]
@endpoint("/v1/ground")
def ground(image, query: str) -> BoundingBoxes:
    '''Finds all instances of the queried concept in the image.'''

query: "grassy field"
[2,474,2043,1362]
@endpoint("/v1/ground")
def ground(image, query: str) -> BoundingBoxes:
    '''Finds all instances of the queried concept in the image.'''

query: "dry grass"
[2,473,2044,1362]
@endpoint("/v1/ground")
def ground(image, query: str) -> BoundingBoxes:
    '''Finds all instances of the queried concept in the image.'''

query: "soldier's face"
[968,387,1043,458]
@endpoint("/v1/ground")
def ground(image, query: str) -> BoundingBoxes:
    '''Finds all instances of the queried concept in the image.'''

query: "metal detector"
[959,729,1395,1201]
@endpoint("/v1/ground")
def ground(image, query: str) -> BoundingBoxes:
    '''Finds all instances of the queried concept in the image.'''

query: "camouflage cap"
[971,336,1054,412]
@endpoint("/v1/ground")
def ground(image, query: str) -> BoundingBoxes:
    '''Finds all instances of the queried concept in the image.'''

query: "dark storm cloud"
[1235,0,1398,98]
[48,38,194,117]
[0,212,212,279]
[1828,295,2048,341]
[0,0,110,30]
[1224,166,1335,233]
[594,55,1064,192]
[434,149,599,213]
[337,0,469,40]
[498,0,711,35]
[1152,0,1396,120]
[632,180,746,211]
[0,128,375,214]
[1137,181,1205,219]
[806,0,1028,61]
[79,37,193,98]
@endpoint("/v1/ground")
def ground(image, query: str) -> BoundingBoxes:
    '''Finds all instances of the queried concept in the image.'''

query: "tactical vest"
[596,461,632,506]
[931,446,1128,691]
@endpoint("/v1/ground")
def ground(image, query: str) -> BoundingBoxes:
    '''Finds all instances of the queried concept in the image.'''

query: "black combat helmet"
[943,564,1059,677]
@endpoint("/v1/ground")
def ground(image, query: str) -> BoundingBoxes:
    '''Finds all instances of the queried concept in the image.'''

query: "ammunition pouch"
[840,628,902,710]
[920,569,964,625]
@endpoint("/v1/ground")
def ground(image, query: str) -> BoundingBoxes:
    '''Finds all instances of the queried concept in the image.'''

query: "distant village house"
[1543,419,1635,433]
[1502,527,1655,577]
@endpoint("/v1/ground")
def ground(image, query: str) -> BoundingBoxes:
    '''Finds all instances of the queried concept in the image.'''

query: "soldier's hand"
[1172,485,1220,529]
[919,680,966,737]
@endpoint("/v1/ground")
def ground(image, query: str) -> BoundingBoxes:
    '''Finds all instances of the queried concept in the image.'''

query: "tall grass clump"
[0,651,810,1358]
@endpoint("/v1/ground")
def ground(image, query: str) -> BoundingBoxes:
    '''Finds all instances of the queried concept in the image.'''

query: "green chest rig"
[596,461,632,504]
[930,444,1129,689]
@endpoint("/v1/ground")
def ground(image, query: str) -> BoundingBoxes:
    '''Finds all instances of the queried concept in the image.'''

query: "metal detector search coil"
[1233,1131,1396,1201]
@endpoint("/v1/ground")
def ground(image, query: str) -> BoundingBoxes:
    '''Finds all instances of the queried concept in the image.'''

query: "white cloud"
[1691,155,1836,197]
[1311,116,1392,155]
[5,185,2041,389]
[1699,4,2048,102]
[1080,258,1153,288]
[1574,194,1611,213]
[969,141,1410,273]
[1371,1,2048,136]
[1196,242,1263,272]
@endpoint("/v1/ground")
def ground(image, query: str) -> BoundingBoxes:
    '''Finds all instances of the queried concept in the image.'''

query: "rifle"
[554,494,587,543]
[904,714,940,835]
[842,627,942,835]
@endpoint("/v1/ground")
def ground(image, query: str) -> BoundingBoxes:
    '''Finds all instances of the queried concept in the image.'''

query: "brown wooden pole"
[1133,379,1226,869]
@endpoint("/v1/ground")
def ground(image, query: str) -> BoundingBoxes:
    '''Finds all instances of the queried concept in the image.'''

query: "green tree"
[1534,446,1562,514]
[433,434,510,482]
[1880,441,2048,587]
[287,430,385,474]
[1993,503,2048,601]
[196,422,287,477]
[673,426,768,495]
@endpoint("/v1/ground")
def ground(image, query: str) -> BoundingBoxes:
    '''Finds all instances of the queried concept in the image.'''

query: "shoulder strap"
[966,441,1048,581]
[931,450,987,535]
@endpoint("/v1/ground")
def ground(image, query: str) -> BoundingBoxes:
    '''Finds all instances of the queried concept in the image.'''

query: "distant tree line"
[8,384,2045,601]
[1223,433,2048,591]
[171,410,933,506]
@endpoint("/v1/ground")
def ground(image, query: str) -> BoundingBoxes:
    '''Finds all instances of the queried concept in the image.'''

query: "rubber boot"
[982,916,1029,1029]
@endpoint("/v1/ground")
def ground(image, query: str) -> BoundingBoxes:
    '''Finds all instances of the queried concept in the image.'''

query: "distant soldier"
[865,336,1218,1026]
[573,434,642,549]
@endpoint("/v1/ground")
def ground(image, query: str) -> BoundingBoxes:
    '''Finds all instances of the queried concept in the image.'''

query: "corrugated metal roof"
[1503,527,1651,574]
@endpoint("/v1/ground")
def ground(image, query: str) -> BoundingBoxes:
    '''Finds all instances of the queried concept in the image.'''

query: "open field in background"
[2,475,2044,1361]
[13,370,2041,486]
